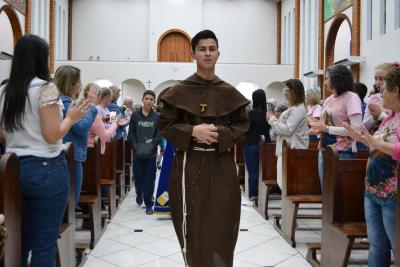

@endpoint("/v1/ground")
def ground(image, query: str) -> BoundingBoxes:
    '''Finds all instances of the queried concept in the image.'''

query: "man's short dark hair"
[354,83,368,102]
[143,90,156,99]
[191,30,219,52]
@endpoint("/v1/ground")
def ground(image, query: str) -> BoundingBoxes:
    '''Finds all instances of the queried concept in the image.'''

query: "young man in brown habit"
[158,30,250,267]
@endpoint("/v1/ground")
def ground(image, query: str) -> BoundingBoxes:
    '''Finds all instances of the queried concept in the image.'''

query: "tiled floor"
[82,194,373,267]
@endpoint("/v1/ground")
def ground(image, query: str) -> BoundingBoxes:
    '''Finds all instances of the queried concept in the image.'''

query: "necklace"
[199,87,208,113]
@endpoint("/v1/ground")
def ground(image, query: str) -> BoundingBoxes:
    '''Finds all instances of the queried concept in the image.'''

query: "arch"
[157,29,192,62]
[265,81,286,103]
[0,4,22,47]
[325,14,352,68]
[121,79,146,107]
[153,80,179,96]
[93,79,113,88]
[236,81,259,101]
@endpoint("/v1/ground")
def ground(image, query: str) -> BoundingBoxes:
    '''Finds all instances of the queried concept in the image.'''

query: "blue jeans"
[364,196,396,267]
[134,157,157,207]
[20,152,69,267]
[244,144,259,198]
[318,150,355,190]
[309,135,319,142]
[74,160,83,207]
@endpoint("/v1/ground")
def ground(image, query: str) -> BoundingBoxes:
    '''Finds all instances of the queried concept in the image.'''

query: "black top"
[244,108,271,145]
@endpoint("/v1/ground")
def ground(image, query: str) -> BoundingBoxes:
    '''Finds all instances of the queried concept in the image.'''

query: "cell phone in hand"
[110,111,117,123]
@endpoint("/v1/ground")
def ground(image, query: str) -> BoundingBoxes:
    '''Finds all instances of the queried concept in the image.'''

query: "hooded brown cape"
[159,74,250,267]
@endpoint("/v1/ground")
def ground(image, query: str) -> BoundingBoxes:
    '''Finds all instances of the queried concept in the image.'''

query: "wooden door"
[158,32,192,62]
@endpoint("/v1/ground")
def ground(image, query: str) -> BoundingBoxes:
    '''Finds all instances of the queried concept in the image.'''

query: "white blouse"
[0,78,64,158]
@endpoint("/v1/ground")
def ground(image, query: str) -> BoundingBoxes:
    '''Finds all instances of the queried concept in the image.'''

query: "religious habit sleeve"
[158,102,193,151]
[217,106,249,153]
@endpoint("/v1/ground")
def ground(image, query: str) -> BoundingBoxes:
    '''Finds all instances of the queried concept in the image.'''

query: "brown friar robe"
[158,73,250,267]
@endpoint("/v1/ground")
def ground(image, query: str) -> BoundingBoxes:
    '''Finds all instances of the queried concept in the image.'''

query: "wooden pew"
[309,140,319,149]
[257,137,278,219]
[0,153,21,267]
[56,144,76,267]
[101,139,117,219]
[115,139,126,202]
[273,141,321,247]
[124,140,133,194]
[306,146,368,267]
[78,138,102,249]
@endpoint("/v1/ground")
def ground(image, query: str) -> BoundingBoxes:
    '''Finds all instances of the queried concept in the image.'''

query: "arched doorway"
[153,80,179,97]
[324,14,352,98]
[121,79,147,107]
[0,4,22,48]
[265,81,285,104]
[157,29,192,62]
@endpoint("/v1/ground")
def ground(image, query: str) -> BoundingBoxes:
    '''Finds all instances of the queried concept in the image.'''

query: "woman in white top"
[267,79,309,188]
[0,35,88,267]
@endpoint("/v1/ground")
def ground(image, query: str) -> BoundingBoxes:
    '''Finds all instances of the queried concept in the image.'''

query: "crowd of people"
[0,29,399,267]
[244,61,400,267]
[0,35,160,266]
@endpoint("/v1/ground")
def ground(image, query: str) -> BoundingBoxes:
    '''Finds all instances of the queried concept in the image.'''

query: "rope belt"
[192,146,216,152]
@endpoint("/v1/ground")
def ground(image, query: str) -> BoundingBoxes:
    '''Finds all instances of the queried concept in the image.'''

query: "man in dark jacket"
[128,90,161,214]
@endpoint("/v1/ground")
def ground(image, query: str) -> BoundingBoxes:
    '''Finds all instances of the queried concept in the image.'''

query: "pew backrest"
[0,153,21,267]
[82,137,101,195]
[259,136,277,183]
[282,141,320,196]
[323,146,367,224]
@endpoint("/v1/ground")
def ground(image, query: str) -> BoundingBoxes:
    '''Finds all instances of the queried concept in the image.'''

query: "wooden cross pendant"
[200,103,207,112]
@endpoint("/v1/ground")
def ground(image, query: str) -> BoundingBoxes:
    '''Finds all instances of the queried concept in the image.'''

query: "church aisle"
[82,191,367,267]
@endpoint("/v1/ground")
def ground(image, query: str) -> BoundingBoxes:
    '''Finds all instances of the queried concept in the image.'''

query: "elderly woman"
[267,79,309,188]
[306,88,322,141]
[343,67,400,267]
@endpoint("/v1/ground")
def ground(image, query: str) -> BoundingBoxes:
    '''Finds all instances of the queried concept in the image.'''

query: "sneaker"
[145,206,153,215]
[136,195,143,206]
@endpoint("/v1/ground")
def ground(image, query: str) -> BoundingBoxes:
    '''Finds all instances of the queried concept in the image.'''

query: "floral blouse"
[365,112,400,207]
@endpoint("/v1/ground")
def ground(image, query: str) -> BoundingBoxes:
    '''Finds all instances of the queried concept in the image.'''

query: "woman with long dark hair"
[244,89,270,199]
[0,35,88,267]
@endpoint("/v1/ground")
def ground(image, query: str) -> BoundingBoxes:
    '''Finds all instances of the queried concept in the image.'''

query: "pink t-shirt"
[393,143,400,160]
[307,104,322,119]
[322,91,361,151]
[322,91,361,126]
[87,115,118,154]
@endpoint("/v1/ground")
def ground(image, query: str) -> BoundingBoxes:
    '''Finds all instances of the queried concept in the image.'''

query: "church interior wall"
[0,4,15,55]
[299,0,319,91]
[31,0,50,42]
[281,0,295,65]
[0,1,25,82]
[71,0,277,64]
[202,0,277,64]
[148,0,202,62]
[360,0,400,93]
[72,0,150,62]
[53,0,68,60]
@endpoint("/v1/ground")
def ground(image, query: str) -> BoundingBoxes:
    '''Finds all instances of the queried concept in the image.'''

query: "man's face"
[142,94,155,110]
[127,100,134,110]
[192,38,220,70]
